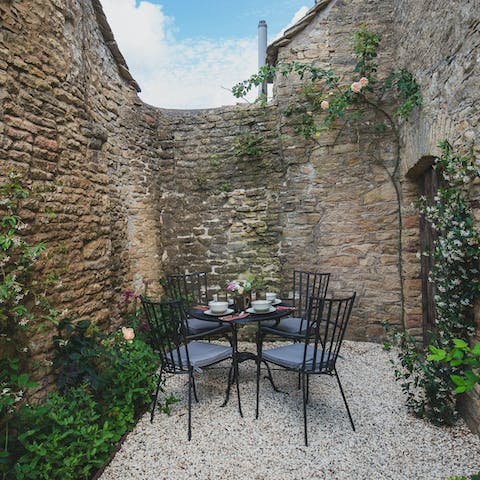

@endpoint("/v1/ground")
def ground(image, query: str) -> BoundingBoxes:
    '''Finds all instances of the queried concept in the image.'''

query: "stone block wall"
[394,0,480,434]
[1,0,478,434]
[160,105,283,295]
[269,0,408,340]
[0,0,169,379]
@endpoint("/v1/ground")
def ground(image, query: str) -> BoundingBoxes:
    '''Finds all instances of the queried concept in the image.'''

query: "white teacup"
[209,301,228,314]
[251,300,271,313]
[265,292,276,303]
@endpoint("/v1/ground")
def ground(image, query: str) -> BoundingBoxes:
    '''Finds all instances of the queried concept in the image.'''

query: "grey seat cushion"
[168,341,232,369]
[185,318,229,335]
[262,343,335,371]
[262,316,307,335]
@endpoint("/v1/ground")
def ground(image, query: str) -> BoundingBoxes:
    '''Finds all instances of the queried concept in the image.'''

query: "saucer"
[205,308,234,317]
[246,306,276,314]
[270,299,282,306]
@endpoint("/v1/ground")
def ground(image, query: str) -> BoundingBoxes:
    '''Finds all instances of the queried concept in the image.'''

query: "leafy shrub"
[388,142,480,425]
[0,173,59,478]
[386,327,458,425]
[449,473,480,480]
[52,319,109,393]
[96,334,160,440]
[14,385,114,480]
[429,339,480,393]
[11,333,162,480]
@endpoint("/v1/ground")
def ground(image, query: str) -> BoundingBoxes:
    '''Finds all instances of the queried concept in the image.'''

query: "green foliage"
[0,174,51,337]
[233,132,265,158]
[420,142,480,342]
[53,319,109,393]
[386,326,458,425]
[209,154,222,167]
[428,339,480,393]
[232,64,276,99]
[389,142,480,425]
[0,173,60,478]
[449,474,480,480]
[219,181,233,193]
[10,333,164,480]
[232,26,421,139]
[14,385,114,480]
[384,69,423,118]
[352,25,380,76]
[0,359,36,418]
[0,176,166,479]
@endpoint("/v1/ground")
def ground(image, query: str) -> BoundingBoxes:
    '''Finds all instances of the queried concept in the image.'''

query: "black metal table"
[190,306,292,416]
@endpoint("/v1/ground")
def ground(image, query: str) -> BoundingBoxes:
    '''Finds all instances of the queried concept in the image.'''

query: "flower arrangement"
[226,278,252,297]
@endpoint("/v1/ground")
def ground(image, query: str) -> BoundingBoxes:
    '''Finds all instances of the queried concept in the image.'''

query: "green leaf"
[453,339,468,349]
[17,372,31,387]
[451,375,465,386]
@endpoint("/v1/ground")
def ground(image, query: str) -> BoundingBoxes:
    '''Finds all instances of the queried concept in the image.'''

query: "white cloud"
[102,0,309,109]
[102,0,257,109]
[138,37,258,109]
[102,0,172,69]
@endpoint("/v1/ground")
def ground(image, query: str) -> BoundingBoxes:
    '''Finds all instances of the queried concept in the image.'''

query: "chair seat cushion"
[262,343,335,371]
[261,316,307,335]
[185,318,229,335]
[169,341,232,369]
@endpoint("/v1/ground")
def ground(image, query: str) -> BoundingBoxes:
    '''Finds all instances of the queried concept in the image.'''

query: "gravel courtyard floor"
[100,341,480,480]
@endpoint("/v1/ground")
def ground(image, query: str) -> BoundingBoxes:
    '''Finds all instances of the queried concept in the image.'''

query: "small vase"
[234,294,251,312]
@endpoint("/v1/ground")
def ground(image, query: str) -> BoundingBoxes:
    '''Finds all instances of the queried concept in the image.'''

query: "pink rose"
[320,100,329,110]
[351,82,362,93]
[122,327,135,343]
[359,77,369,87]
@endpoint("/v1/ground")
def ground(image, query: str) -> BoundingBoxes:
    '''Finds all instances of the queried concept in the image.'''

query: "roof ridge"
[90,0,141,92]
[267,0,335,65]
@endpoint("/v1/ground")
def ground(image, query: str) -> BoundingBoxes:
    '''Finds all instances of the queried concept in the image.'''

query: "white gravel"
[100,341,480,480]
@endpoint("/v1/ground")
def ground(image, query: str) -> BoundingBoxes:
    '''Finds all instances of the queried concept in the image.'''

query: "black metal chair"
[261,271,330,339]
[166,272,231,339]
[256,293,356,446]
[140,297,241,440]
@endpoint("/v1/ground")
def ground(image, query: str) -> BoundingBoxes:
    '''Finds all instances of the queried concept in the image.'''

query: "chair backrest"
[140,297,191,373]
[302,293,356,374]
[166,272,209,308]
[291,271,330,319]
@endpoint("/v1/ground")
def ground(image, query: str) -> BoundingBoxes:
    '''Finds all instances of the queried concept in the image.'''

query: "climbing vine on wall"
[0,173,60,475]
[387,142,480,425]
[233,25,422,331]
[233,132,265,159]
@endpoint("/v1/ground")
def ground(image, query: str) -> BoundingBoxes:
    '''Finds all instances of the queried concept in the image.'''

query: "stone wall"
[1,0,478,433]
[394,0,480,434]
[0,0,168,379]
[269,0,407,340]
[160,105,283,294]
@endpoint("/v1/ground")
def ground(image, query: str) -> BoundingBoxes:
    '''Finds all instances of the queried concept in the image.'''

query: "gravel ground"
[100,341,480,480]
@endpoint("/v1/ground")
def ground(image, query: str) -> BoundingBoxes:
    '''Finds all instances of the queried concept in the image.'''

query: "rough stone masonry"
[0,0,478,432]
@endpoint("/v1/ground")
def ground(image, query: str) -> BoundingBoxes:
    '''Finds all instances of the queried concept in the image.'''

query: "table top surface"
[190,305,293,325]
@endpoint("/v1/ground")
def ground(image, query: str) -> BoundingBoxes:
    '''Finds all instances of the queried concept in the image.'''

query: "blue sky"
[102,0,312,109]
[139,0,311,40]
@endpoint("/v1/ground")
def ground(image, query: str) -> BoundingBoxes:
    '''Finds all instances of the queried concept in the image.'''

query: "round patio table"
[190,305,293,415]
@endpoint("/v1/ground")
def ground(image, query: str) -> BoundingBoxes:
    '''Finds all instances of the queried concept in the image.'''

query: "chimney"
[258,20,267,96]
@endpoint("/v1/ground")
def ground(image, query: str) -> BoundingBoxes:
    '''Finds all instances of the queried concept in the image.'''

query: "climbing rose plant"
[233,26,422,331]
